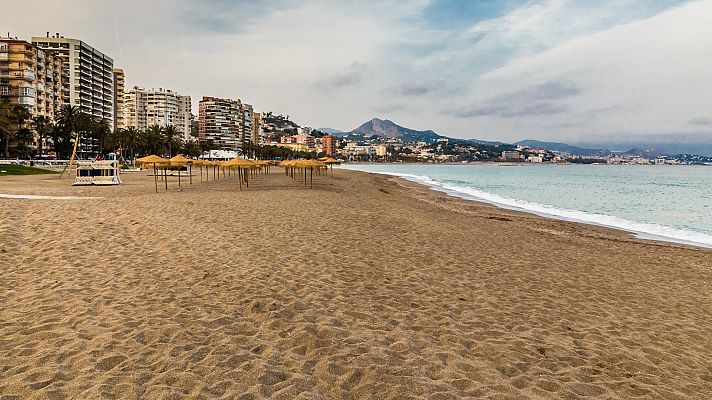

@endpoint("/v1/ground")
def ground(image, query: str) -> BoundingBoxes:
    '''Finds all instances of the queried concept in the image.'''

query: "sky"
[2,0,712,146]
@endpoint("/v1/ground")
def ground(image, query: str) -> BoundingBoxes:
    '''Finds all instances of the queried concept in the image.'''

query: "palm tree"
[13,127,34,159]
[124,126,140,162]
[163,124,180,157]
[57,105,81,136]
[0,96,14,157]
[0,97,31,158]
[32,116,53,157]
[143,125,165,156]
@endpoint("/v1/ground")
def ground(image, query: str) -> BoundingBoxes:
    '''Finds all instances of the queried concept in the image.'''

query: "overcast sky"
[3,0,711,144]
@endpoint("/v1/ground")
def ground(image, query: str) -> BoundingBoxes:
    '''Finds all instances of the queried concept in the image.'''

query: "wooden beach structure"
[73,160,122,186]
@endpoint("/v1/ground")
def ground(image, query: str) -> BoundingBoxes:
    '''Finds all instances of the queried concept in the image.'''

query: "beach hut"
[73,160,122,186]
[136,155,170,192]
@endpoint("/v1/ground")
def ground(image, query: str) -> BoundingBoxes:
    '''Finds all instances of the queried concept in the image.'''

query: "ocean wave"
[362,170,712,249]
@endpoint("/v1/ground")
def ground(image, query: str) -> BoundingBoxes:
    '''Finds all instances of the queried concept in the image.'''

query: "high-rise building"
[32,33,114,157]
[198,96,254,151]
[0,38,65,151]
[252,112,262,145]
[113,68,125,131]
[322,134,336,156]
[122,86,193,140]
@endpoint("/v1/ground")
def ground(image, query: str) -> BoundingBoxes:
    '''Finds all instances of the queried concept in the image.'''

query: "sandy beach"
[1,168,710,399]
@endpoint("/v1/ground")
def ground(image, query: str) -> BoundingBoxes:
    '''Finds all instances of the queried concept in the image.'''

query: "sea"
[341,163,712,249]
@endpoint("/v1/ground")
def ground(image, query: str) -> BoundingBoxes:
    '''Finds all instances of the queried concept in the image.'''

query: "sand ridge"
[0,169,711,399]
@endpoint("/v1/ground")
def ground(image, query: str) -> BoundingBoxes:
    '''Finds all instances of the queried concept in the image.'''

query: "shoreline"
[341,166,712,251]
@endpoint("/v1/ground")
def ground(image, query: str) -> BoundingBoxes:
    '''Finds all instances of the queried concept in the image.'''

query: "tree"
[0,96,15,157]
[49,124,72,159]
[181,140,202,158]
[32,116,53,157]
[123,127,141,161]
[163,124,180,157]
[0,97,32,158]
[57,105,81,136]
[143,125,165,155]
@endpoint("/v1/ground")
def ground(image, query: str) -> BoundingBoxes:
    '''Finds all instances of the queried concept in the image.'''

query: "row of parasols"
[135,154,341,192]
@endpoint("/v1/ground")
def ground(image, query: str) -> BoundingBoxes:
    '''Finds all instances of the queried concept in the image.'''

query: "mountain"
[316,128,347,137]
[514,140,610,157]
[349,118,442,142]
[467,138,508,146]
[618,148,667,158]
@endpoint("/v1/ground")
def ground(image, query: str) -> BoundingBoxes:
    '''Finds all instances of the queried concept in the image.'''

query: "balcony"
[18,96,36,106]
[12,71,36,81]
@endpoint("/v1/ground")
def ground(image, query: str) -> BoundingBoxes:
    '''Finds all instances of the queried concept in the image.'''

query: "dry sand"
[0,168,710,399]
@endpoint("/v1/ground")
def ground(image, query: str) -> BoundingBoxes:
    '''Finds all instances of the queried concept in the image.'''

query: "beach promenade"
[1,169,710,399]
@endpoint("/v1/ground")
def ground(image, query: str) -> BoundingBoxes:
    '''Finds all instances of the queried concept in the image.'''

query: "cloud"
[312,63,369,91]
[1,0,707,145]
[689,117,712,126]
[371,103,409,114]
[448,80,579,118]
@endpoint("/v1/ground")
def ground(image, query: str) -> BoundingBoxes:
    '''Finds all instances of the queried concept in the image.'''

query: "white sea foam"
[361,170,712,249]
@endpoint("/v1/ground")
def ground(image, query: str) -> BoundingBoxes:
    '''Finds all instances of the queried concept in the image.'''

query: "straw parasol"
[320,157,340,176]
[226,157,255,190]
[137,155,169,192]
[294,159,326,188]
[169,155,194,186]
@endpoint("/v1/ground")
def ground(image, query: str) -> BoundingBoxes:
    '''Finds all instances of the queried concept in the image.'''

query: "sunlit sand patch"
[0,194,103,200]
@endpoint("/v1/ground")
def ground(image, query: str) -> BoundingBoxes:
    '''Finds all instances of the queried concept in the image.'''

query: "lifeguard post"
[73,160,122,186]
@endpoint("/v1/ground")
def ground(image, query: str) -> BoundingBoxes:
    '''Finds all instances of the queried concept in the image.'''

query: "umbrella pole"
[239,168,242,190]
[154,164,158,193]
[164,167,168,190]
[178,167,181,187]
[304,167,307,186]
[310,167,313,189]
[189,165,192,184]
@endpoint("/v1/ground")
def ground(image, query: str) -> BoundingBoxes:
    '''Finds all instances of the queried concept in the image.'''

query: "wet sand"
[1,168,710,399]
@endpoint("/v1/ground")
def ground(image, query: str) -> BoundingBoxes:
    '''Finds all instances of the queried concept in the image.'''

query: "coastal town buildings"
[501,150,522,161]
[123,86,193,140]
[32,33,114,157]
[0,37,65,151]
[113,68,125,130]
[0,38,65,122]
[198,96,254,151]
[321,134,336,156]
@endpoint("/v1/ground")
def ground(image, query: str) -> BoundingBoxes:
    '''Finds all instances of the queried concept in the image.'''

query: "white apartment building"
[32,33,114,123]
[123,86,193,140]
[198,96,254,151]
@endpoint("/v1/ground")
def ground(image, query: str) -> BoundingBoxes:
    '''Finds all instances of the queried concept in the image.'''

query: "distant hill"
[467,138,508,146]
[349,118,442,142]
[316,128,347,136]
[514,140,610,157]
[617,148,667,158]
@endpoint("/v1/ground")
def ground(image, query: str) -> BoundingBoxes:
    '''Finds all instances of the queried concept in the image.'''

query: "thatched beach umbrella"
[169,155,193,187]
[226,157,255,190]
[137,154,170,192]
[320,157,340,176]
[294,159,326,188]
